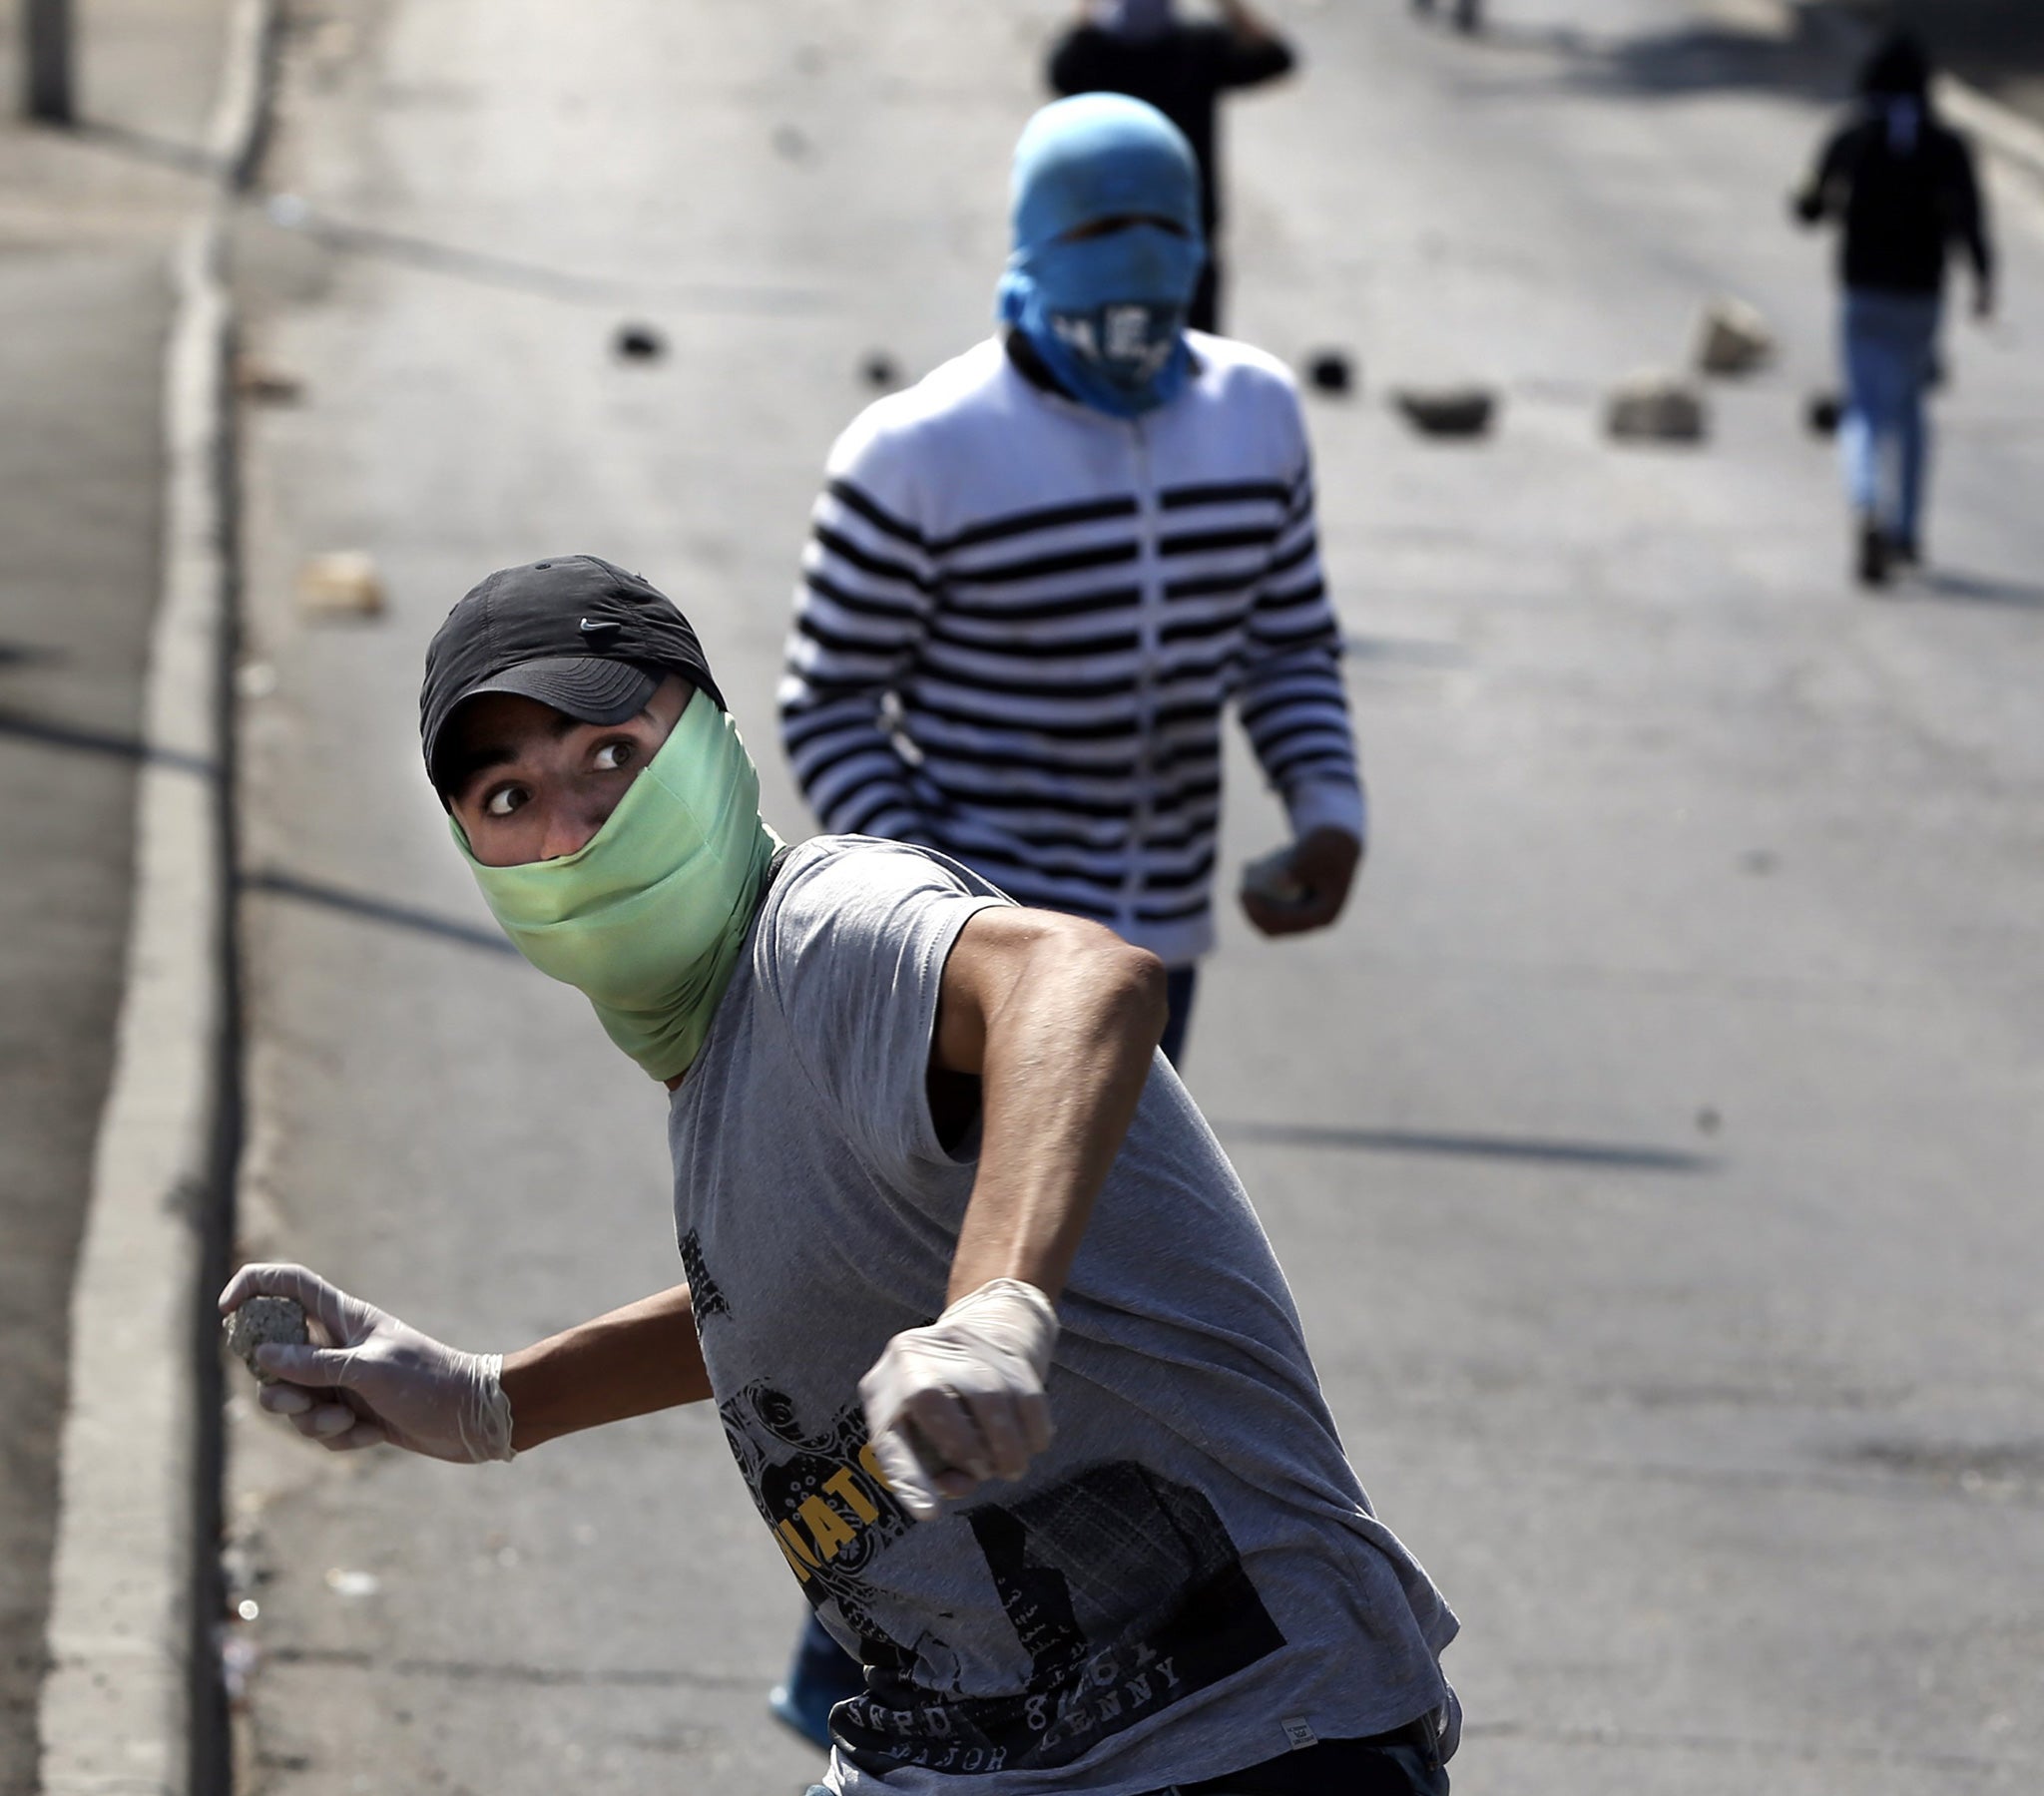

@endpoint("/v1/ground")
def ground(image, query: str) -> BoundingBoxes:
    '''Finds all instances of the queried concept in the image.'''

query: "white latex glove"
[859,1278,1058,1522]
[218,1262,514,1464]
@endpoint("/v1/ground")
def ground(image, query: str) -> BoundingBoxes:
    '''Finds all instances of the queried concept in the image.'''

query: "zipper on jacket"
[1121,413,1162,938]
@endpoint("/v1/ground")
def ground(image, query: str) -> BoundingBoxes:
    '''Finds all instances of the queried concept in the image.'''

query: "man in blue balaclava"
[785,91,1364,1079]
[995,91,1210,420]
[776,94,1377,1753]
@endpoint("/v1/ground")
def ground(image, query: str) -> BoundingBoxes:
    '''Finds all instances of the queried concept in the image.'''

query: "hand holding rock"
[219,1263,513,1464]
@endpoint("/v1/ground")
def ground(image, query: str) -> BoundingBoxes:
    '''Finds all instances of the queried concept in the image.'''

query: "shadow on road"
[242,195,830,312]
[1457,15,1847,105]
[1214,1120,1717,1173]
[243,867,516,956]
[0,706,216,776]
[1444,4,2044,145]
[1912,568,2044,609]
[68,120,226,181]
[1343,634,1472,670]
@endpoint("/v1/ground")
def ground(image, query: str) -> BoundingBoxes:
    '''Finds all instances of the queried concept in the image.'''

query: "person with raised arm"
[228,551,1457,1796]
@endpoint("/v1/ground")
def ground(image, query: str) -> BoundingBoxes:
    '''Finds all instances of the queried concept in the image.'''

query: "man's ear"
[647,674,696,730]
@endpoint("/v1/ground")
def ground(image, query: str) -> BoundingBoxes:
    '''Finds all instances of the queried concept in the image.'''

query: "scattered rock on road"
[1695,296,1774,376]
[614,322,666,362]
[862,350,901,390]
[1806,390,1842,436]
[1605,370,1708,444]
[297,551,386,620]
[1304,349,1356,396]
[1391,384,1497,438]
[235,356,303,405]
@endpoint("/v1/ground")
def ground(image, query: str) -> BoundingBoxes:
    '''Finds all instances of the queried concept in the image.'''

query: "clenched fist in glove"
[858,1278,1058,1522]
[219,1263,514,1464]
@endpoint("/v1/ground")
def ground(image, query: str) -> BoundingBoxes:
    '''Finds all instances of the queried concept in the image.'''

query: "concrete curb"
[34,0,273,1789]
[210,0,277,193]
[35,218,232,1796]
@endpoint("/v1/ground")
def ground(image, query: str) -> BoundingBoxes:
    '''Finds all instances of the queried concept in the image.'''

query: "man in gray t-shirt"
[223,558,1459,1796]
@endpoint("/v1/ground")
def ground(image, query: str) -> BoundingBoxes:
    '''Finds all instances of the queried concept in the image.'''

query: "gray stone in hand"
[224,1295,309,1385]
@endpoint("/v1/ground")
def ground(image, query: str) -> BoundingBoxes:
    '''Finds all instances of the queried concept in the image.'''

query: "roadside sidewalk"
[0,2,232,1788]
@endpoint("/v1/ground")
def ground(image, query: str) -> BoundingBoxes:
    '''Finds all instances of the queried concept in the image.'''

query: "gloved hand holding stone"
[859,1278,1058,1522]
[218,1262,514,1464]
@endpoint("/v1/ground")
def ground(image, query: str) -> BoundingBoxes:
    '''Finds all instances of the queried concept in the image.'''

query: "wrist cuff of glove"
[941,1279,1061,1379]
[941,1277,1057,1329]
[464,1352,517,1463]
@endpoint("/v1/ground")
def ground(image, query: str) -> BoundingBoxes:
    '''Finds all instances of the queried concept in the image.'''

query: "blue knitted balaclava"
[997,96,1206,420]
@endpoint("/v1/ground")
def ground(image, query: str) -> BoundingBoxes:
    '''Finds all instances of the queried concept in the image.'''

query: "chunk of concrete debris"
[1304,349,1356,396]
[614,322,666,362]
[1240,844,1307,907]
[224,1296,309,1385]
[297,552,386,620]
[1605,371,1708,444]
[1695,296,1774,376]
[1391,384,1497,438]
[235,356,303,405]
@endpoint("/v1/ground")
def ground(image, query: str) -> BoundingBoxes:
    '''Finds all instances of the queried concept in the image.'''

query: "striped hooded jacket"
[777,331,1364,968]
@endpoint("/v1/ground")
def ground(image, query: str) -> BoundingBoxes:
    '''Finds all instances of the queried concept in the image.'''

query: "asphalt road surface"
[224,0,2044,1791]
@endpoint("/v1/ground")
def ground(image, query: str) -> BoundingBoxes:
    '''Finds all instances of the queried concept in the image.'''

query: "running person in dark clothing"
[1794,31,1995,587]
[1048,0,1295,332]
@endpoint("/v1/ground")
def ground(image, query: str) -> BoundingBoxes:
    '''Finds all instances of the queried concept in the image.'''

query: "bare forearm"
[501,1284,712,1451]
[946,937,1166,1304]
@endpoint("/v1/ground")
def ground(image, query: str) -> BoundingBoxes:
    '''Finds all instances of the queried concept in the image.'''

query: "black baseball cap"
[420,555,727,798]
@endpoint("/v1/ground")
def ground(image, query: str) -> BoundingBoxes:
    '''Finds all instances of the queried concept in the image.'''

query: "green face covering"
[454,696,781,1083]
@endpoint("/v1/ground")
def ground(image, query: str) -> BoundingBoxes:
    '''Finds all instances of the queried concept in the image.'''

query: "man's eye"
[594,739,636,772]
[483,784,527,818]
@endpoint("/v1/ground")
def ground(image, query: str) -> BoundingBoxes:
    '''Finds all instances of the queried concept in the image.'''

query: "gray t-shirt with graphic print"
[667,837,1457,1796]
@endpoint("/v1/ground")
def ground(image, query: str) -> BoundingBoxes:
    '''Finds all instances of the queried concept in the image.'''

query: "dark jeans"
[1159,963,1198,1069]
[1172,1716,1450,1794]
[802,1718,1448,1796]
[1191,257,1222,334]
[785,1610,864,1712]
[1840,286,1941,543]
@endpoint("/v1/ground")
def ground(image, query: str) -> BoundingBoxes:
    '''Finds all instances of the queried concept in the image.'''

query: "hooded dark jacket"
[1799,99,1993,297]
